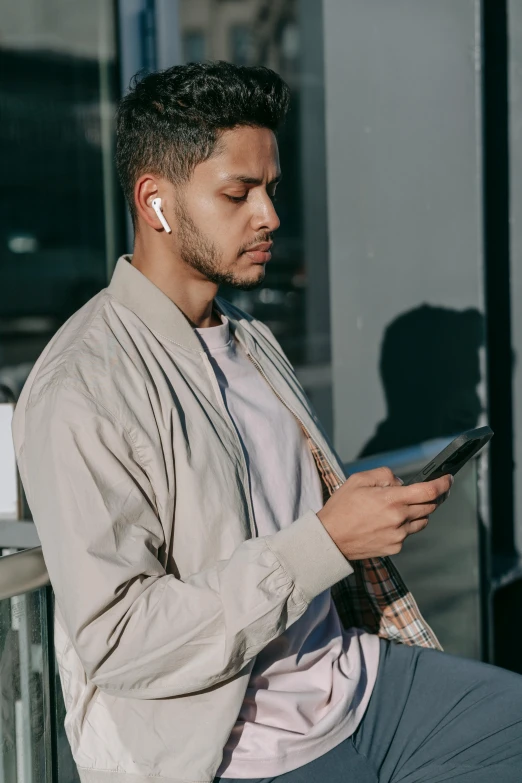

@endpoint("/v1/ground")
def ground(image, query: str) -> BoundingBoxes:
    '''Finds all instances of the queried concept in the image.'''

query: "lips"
[243,242,273,264]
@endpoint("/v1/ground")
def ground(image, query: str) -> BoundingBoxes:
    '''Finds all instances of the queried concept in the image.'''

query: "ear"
[134,175,168,231]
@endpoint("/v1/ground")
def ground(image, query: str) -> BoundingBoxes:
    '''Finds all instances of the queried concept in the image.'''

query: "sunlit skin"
[131,126,281,328]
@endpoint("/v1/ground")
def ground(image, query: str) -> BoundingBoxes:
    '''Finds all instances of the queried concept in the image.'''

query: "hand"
[317,467,453,560]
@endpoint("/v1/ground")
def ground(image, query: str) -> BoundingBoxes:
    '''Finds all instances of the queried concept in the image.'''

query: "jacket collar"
[108,255,206,352]
[108,255,261,358]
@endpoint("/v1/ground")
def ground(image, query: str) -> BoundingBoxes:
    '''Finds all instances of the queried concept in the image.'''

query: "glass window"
[230,25,253,65]
[0,0,124,401]
[183,31,206,63]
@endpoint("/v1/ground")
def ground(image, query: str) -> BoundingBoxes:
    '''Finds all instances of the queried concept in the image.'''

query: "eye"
[225,193,248,203]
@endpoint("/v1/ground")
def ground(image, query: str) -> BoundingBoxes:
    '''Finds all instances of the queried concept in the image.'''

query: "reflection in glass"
[359,306,485,457]
[0,1,122,402]
[183,31,206,63]
[0,589,47,783]
[230,26,253,65]
[0,585,79,783]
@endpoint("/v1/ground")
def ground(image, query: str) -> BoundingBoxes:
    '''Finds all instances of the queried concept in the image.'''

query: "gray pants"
[217,638,522,782]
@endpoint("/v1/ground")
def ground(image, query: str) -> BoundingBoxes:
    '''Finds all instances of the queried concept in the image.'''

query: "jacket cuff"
[266,509,354,602]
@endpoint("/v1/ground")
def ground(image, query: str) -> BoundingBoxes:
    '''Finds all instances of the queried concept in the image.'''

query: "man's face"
[167,126,281,290]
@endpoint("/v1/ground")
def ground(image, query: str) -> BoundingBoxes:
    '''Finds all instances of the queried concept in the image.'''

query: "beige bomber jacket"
[12,257,438,783]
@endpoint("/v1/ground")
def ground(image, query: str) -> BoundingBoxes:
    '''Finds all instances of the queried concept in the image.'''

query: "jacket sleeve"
[19,380,353,700]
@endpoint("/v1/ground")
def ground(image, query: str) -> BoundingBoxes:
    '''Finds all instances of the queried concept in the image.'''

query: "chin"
[247,266,266,284]
[250,264,266,280]
[229,268,265,291]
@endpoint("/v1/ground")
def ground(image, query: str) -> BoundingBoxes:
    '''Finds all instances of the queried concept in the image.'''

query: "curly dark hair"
[116,61,290,224]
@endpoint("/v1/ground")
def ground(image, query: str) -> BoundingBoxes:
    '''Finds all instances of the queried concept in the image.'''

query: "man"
[13,62,522,783]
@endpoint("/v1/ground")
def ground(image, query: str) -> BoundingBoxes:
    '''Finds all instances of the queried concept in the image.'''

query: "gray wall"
[323,0,486,462]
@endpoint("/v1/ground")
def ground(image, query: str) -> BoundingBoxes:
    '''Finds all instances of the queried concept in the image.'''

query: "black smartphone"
[405,425,494,485]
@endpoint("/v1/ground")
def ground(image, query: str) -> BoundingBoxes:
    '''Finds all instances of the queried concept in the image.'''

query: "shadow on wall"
[359,304,485,458]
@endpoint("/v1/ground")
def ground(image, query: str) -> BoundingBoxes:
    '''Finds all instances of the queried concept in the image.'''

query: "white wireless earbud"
[151,197,172,234]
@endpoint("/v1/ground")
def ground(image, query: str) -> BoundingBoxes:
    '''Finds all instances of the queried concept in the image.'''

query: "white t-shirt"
[196,316,380,779]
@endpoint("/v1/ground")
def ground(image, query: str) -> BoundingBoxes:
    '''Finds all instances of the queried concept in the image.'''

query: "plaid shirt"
[307,436,442,651]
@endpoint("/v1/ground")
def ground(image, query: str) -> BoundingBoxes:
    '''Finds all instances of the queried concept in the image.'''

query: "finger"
[403,517,429,536]
[396,474,453,505]
[401,502,440,522]
[352,466,404,488]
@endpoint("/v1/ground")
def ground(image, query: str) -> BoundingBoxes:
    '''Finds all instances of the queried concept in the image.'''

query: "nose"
[251,193,280,234]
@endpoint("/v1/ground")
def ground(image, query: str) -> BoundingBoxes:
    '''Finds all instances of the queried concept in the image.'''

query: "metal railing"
[0,547,49,601]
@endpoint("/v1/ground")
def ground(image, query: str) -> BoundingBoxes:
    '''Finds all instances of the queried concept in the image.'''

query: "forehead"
[200,126,281,181]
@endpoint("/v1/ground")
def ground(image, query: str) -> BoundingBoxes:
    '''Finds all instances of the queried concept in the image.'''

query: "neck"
[131,232,221,328]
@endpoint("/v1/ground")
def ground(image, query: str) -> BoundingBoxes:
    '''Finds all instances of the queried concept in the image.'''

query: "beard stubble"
[175,199,269,291]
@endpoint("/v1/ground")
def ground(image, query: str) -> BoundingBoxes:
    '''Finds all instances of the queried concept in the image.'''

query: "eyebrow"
[222,173,282,186]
